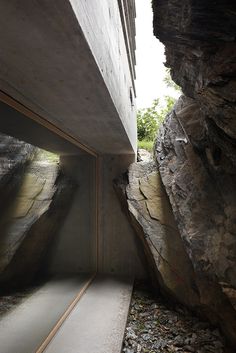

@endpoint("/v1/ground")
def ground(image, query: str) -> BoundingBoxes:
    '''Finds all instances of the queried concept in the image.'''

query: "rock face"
[151,0,236,346]
[0,133,75,288]
[153,0,236,139]
[117,1,236,347]
[116,151,236,346]
[115,160,199,308]
[0,134,35,212]
[156,97,236,346]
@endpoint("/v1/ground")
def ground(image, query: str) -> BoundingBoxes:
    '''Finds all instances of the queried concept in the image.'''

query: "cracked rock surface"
[0,133,76,288]
[116,144,236,346]
[115,160,199,308]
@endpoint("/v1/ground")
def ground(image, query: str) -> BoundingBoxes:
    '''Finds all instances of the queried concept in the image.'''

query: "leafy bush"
[137,68,180,152]
[137,99,159,141]
[137,96,176,142]
[164,68,181,92]
[138,139,154,152]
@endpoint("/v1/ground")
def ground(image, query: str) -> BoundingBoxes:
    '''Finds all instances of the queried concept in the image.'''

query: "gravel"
[123,282,231,353]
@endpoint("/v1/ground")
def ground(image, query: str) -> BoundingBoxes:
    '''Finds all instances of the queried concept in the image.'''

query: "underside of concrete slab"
[0,100,85,155]
[0,0,137,154]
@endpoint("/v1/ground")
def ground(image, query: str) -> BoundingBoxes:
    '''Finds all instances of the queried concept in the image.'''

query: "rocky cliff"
[116,0,236,348]
[153,0,236,346]
[0,133,76,289]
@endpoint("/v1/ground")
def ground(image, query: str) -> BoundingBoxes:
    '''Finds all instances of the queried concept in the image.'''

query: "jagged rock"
[116,149,236,345]
[155,96,236,345]
[117,140,236,347]
[137,149,152,162]
[156,96,236,288]
[0,134,34,181]
[0,134,76,288]
[153,1,236,141]
[151,0,236,346]
[0,133,35,212]
[115,161,199,307]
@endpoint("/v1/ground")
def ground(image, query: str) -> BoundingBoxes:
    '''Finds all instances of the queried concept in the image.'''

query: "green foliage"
[137,68,180,152]
[137,99,159,141]
[138,139,154,152]
[137,96,176,143]
[164,95,176,112]
[164,68,181,92]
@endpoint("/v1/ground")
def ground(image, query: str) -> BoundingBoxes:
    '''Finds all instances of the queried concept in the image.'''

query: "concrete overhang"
[0,0,137,155]
[0,100,86,155]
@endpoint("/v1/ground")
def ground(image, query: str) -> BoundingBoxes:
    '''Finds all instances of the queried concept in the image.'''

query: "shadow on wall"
[0,132,76,290]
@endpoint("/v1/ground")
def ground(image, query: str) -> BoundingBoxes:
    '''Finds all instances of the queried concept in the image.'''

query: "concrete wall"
[48,155,96,274]
[0,2,145,279]
[47,154,147,279]
[98,155,147,278]
[70,0,137,152]
[118,0,136,89]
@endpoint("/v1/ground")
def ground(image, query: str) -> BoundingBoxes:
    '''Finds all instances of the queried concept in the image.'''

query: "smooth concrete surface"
[0,275,91,353]
[48,155,97,274]
[118,0,136,90]
[0,101,84,155]
[47,154,147,278]
[98,155,148,278]
[44,275,133,353]
[69,0,137,152]
[0,0,137,154]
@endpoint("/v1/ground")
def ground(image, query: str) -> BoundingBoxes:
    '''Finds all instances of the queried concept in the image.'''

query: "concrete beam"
[0,0,137,154]
[0,101,85,155]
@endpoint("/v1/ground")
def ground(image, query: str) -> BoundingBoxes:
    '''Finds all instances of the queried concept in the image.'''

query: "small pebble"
[123,282,227,353]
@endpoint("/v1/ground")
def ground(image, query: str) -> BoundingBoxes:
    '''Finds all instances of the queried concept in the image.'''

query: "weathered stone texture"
[115,160,199,307]
[153,1,236,135]
[0,134,75,288]
[0,134,35,212]
[156,97,236,345]
[151,0,236,346]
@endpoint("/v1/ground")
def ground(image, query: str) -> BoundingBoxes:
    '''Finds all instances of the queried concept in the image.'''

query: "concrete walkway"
[0,274,92,353]
[44,275,133,353]
[0,275,133,353]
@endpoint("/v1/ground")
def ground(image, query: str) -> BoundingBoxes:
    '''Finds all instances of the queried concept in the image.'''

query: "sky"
[135,0,176,109]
